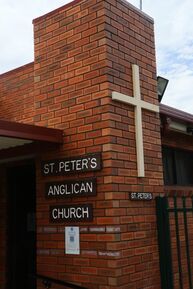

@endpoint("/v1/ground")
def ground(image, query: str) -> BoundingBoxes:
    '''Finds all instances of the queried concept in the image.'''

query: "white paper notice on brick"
[65,227,80,255]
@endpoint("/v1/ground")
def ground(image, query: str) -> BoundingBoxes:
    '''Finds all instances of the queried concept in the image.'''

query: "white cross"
[112,64,159,177]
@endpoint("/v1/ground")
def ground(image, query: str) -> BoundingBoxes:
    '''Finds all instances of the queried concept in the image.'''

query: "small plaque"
[130,192,153,201]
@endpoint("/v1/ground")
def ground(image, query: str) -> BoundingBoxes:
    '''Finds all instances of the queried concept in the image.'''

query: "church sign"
[41,153,102,176]
[50,204,93,222]
[45,178,97,199]
[130,192,153,201]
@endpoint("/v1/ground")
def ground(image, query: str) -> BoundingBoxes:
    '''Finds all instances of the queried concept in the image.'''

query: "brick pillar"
[103,1,163,288]
[33,0,163,288]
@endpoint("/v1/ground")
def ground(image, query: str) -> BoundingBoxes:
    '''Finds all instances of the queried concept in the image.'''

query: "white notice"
[65,227,80,255]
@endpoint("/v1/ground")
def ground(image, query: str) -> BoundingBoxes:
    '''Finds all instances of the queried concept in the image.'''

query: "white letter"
[48,186,54,196]
[80,183,86,194]
[54,185,60,195]
[58,208,64,218]
[52,208,58,219]
[64,161,70,172]
[60,185,66,195]
[71,160,76,170]
[76,207,82,218]
[70,208,76,218]
[59,161,65,172]
[82,158,89,169]
[86,182,93,193]
[76,160,81,170]
[74,183,80,194]
[44,164,50,175]
[50,163,55,173]
[82,207,89,218]
[90,157,97,169]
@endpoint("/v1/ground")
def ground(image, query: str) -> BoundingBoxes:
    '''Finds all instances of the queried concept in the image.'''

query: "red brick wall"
[0,0,164,288]
[33,0,163,288]
[105,0,163,190]
[0,63,34,123]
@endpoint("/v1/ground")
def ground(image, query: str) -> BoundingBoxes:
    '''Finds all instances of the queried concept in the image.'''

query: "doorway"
[7,163,36,289]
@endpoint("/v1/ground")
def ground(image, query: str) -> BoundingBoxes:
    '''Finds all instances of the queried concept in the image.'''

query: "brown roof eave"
[160,103,193,124]
[0,119,63,144]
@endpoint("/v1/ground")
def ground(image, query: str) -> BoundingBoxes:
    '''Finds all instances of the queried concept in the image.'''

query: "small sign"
[130,192,153,201]
[45,178,97,199]
[65,227,80,255]
[50,204,93,222]
[41,153,102,176]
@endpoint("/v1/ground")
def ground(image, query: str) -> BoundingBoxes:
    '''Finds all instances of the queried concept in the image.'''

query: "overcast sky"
[0,0,193,113]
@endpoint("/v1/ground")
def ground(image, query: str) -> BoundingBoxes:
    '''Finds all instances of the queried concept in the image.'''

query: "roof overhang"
[0,119,63,151]
[160,104,193,136]
[160,104,193,123]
